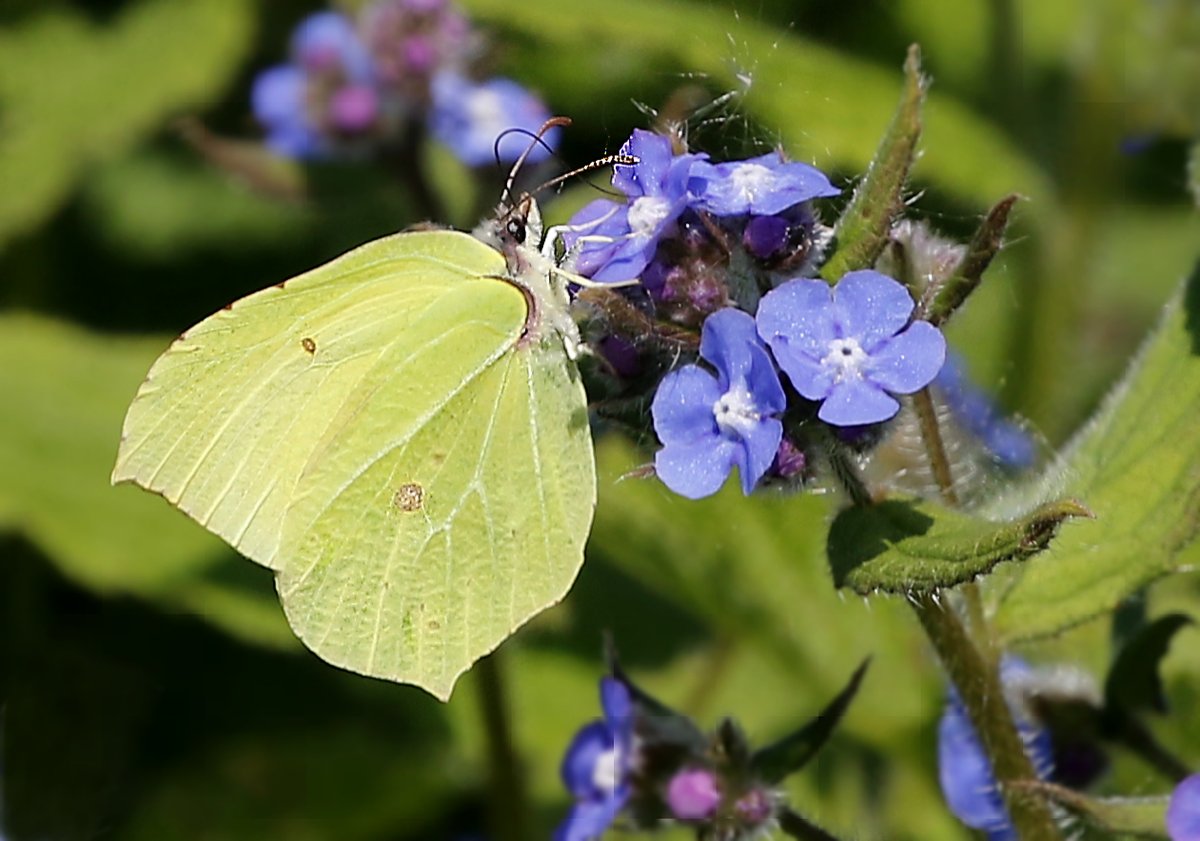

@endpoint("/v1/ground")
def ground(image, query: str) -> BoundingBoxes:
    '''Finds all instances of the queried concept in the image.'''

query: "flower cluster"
[252,0,553,165]
[567,130,947,499]
[555,662,864,841]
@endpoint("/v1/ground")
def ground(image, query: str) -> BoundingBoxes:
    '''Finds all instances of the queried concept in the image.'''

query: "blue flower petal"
[938,696,1013,838]
[737,415,783,495]
[291,11,372,79]
[599,677,633,735]
[553,793,627,841]
[429,73,555,167]
[701,309,761,387]
[651,366,722,445]
[747,342,787,416]
[866,321,946,394]
[614,130,675,198]
[818,379,899,426]
[560,720,613,800]
[832,270,915,348]
[690,152,839,216]
[1168,773,1200,841]
[770,348,835,402]
[252,65,306,127]
[757,278,838,360]
[564,199,626,276]
[655,437,740,500]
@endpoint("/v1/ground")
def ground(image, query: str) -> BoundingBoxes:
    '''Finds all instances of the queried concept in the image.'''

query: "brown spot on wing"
[301,337,317,354]
[393,483,424,512]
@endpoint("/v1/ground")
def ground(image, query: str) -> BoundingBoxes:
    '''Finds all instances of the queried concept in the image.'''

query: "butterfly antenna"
[531,152,640,201]
[500,116,574,207]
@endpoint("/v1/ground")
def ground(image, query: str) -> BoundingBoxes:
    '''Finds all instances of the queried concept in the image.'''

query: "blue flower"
[756,270,946,426]
[360,0,475,90]
[428,72,555,166]
[688,152,840,217]
[251,11,377,158]
[1169,774,1200,841]
[937,658,1056,841]
[556,677,635,841]
[652,308,785,499]
[934,354,1035,469]
[564,130,704,283]
[291,11,373,77]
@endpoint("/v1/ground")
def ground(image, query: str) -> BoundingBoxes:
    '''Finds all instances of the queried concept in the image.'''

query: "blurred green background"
[2,0,1199,839]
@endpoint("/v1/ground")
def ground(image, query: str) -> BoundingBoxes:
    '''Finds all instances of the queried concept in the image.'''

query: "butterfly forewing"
[113,231,518,569]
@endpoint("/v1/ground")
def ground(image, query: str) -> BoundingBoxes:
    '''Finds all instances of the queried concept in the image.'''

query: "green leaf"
[820,46,925,282]
[993,261,1200,642]
[80,151,314,260]
[0,0,253,249]
[1105,612,1194,715]
[750,658,870,785]
[589,438,944,746]
[460,0,1050,209]
[0,313,293,649]
[827,498,1089,594]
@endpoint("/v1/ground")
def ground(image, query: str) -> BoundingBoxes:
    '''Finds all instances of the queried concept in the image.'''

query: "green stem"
[474,650,527,841]
[910,390,991,648]
[910,377,1057,836]
[913,594,1064,841]
[910,389,958,507]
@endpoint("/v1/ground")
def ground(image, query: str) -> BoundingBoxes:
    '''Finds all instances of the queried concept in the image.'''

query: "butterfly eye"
[506,216,527,244]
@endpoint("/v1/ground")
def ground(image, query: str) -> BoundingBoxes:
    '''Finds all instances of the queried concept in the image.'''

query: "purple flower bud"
[743,214,790,260]
[361,0,476,92]
[734,788,775,825]
[772,437,807,479]
[329,84,380,133]
[666,768,722,821]
[598,336,641,379]
[402,35,436,72]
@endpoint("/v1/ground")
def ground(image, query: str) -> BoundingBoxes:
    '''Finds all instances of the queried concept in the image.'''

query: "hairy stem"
[911,388,958,507]
[914,594,1064,840]
[910,382,1057,836]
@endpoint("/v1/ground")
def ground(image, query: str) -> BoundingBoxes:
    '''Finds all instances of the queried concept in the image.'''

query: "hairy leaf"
[993,262,1200,642]
[827,498,1088,594]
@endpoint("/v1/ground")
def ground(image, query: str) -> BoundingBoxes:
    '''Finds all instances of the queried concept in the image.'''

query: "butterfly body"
[114,219,596,700]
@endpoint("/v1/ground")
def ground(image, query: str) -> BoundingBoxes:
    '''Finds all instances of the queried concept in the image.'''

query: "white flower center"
[728,163,775,204]
[466,88,505,131]
[712,382,760,438]
[822,337,868,380]
[627,195,672,237]
[592,746,620,793]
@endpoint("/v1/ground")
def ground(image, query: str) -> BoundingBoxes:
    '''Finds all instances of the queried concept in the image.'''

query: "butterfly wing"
[114,229,596,698]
